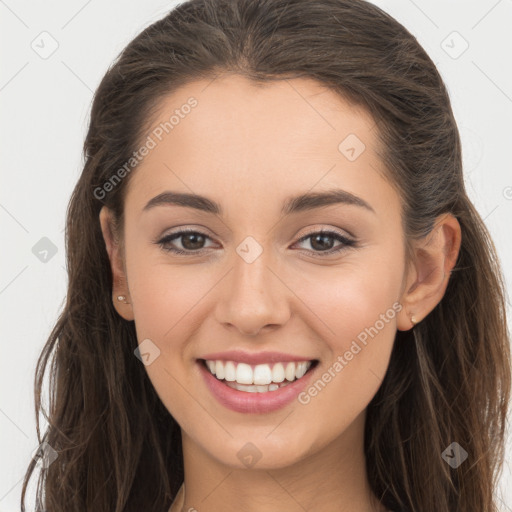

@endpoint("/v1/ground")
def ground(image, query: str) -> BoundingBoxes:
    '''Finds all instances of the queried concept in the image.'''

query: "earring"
[116,295,130,305]
[410,314,417,326]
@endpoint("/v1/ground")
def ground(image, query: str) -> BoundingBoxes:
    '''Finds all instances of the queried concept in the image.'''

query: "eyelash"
[155,227,357,257]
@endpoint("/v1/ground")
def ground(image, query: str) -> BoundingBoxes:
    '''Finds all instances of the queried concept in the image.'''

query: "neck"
[174,410,386,512]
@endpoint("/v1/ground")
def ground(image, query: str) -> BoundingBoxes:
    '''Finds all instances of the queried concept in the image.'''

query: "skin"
[99,74,461,512]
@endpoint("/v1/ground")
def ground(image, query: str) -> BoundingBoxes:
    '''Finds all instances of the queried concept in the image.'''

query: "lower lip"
[198,360,317,414]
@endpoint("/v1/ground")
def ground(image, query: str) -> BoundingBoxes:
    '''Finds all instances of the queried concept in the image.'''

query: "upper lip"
[199,350,316,365]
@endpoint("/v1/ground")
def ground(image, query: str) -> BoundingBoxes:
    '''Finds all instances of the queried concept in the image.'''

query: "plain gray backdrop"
[1,0,511,510]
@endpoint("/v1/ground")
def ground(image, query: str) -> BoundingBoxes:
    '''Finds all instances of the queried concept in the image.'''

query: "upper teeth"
[205,360,312,385]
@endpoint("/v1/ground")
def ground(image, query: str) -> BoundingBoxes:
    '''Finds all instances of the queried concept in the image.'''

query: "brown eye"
[179,232,207,250]
[155,228,357,257]
[157,229,214,255]
[295,230,357,256]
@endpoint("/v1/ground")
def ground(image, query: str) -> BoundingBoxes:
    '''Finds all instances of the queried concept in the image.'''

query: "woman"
[21,0,511,510]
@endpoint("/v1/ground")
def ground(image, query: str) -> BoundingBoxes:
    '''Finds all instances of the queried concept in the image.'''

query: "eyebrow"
[142,189,375,216]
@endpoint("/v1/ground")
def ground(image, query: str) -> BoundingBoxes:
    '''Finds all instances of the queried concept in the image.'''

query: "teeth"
[215,360,225,380]
[296,362,308,379]
[236,363,253,384]
[253,364,273,385]
[272,363,285,383]
[225,381,291,393]
[205,359,313,387]
[224,361,236,382]
[285,362,296,381]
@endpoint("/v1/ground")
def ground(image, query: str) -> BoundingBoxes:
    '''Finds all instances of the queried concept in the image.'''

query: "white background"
[1,0,511,510]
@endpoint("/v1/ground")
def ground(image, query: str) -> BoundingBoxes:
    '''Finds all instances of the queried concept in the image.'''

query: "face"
[102,74,412,470]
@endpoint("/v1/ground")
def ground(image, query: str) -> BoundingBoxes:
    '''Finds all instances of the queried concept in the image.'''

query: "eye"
[155,227,357,257]
[156,228,215,255]
[293,229,357,256]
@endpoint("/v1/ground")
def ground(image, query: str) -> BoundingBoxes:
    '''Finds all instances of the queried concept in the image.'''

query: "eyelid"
[292,228,356,255]
[155,225,216,242]
[154,227,217,252]
[157,224,352,241]
[296,225,353,240]
[155,225,358,257]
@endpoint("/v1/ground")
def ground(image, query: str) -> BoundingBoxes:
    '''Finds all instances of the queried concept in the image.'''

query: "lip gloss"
[198,360,317,414]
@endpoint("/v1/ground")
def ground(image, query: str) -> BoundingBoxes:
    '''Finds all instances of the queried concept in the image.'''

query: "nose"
[214,248,291,337]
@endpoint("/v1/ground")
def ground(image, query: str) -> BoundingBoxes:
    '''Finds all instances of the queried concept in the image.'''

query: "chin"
[199,430,317,471]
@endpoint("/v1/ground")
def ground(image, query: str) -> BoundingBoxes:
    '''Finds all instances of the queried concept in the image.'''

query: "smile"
[197,357,319,414]
[203,359,314,392]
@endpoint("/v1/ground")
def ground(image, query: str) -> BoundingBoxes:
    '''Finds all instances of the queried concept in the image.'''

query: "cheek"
[289,251,403,410]
[300,279,399,400]
[123,245,202,367]
[126,248,208,341]
[125,260,211,422]
[293,250,403,351]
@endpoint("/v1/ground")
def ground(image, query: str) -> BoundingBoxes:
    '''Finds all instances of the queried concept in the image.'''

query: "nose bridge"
[215,237,290,335]
[234,241,271,294]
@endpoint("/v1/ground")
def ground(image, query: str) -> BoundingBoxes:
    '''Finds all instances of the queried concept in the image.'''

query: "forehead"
[125,74,397,220]
[140,73,377,157]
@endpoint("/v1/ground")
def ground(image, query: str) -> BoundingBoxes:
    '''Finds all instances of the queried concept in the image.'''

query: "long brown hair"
[21,0,511,510]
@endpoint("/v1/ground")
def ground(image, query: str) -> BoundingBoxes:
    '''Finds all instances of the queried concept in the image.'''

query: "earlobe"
[397,213,461,331]
[99,206,134,321]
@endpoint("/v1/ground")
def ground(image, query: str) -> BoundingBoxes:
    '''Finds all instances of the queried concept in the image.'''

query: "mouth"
[197,357,319,413]
[199,358,319,393]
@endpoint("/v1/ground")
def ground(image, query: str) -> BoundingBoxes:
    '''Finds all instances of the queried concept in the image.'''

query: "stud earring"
[410,315,417,326]
[116,295,130,304]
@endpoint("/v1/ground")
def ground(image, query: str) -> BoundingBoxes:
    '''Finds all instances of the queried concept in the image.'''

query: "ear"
[99,206,134,321]
[396,213,461,331]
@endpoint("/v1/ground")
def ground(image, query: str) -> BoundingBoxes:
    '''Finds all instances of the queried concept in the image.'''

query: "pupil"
[183,233,204,250]
[311,234,333,251]
[180,233,335,251]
